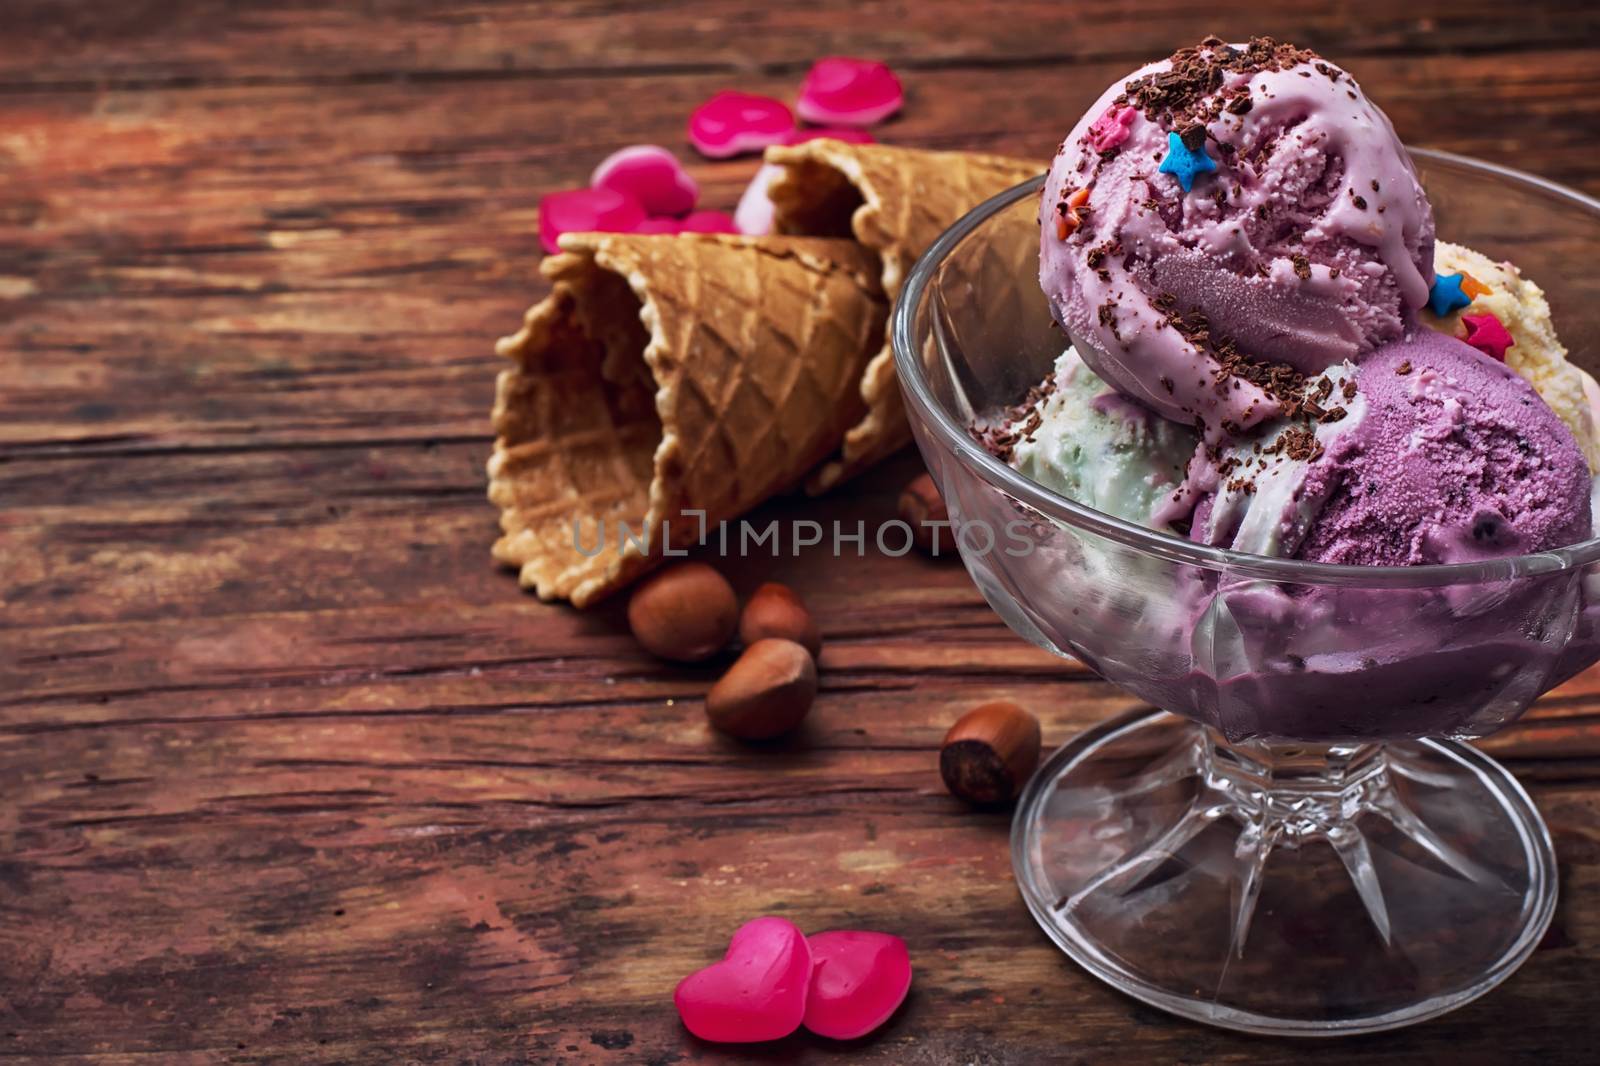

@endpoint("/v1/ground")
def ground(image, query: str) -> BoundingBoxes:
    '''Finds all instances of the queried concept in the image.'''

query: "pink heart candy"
[633,210,739,237]
[591,144,699,218]
[679,210,739,234]
[688,91,796,159]
[674,917,812,1043]
[802,930,912,1040]
[796,58,904,127]
[537,187,646,254]
[634,216,688,235]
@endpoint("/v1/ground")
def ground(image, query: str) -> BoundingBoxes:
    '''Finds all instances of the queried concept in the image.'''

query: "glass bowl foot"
[1012,708,1556,1035]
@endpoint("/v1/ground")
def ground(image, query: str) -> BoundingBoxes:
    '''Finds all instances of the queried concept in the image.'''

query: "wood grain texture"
[5,3,1600,1062]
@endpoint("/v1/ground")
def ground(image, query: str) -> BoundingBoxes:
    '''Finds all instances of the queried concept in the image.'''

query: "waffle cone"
[765,140,1040,492]
[488,232,886,607]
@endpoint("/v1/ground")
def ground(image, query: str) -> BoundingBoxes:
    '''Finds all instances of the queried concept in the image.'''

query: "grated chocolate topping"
[1116,37,1323,135]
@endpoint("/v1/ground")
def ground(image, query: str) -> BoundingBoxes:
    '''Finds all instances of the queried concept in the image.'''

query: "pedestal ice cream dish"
[893,153,1600,1034]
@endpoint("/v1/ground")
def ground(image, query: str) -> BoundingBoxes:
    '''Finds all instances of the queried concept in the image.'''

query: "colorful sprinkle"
[1460,312,1514,361]
[1427,272,1472,317]
[1460,271,1492,299]
[1055,186,1091,240]
[1087,106,1136,152]
[1157,130,1216,192]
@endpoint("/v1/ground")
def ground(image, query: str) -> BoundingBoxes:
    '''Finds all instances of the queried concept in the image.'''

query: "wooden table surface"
[6,3,1600,1062]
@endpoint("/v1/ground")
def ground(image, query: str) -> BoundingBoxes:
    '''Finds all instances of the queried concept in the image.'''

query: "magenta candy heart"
[688,91,796,159]
[634,217,687,235]
[591,144,699,218]
[782,125,876,147]
[802,930,912,1040]
[538,187,645,254]
[796,58,903,127]
[675,917,812,1043]
[680,210,739,235]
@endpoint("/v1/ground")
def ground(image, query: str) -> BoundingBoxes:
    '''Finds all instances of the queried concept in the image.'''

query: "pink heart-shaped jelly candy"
[688,91,796,159]
[591,145,699,218]
[679,210,738,235]
[796,58,903,127]
[802,930,912,1040]
[632,211,738,237]
[675,917,813,1043]
[633,216,688,234]
[537,187,646,254]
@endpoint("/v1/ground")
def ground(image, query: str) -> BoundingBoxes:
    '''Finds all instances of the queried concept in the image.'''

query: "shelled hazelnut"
[939,700,1042,805]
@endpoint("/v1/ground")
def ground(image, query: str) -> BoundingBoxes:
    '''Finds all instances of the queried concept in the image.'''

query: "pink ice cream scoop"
[1191,329,1592,564]
[1039,38,1435,435]
[1295,330,1592,565]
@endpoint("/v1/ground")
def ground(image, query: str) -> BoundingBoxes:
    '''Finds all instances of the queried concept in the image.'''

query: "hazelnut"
[939,700,1042,805]
[898,473,951,555]
[739,582,821,658]
[627,562,738,662]
[706,639,817,740]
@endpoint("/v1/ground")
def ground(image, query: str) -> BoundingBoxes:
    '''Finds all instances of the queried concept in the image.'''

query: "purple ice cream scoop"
[1039,38,1434,435]
[1296,330,1593,564]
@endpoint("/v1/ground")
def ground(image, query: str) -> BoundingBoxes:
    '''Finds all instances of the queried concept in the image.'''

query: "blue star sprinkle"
[1427,272,1472,317]
[1157,130,1217,192]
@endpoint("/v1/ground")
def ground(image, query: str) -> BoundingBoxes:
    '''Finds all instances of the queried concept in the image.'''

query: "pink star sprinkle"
[1460,312,1514,362]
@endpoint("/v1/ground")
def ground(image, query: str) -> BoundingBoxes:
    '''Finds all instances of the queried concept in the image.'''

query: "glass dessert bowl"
[894,151,1600,1035]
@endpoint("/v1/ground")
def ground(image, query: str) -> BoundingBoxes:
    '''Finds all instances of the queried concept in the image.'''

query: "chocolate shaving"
[1117,37,1319,134]
[1098,301,1122,340]
[1279,425,1323,462]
